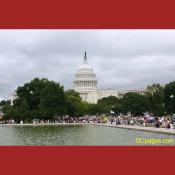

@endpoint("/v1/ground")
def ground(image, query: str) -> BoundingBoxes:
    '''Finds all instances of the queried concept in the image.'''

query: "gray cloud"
[0,29,175,100]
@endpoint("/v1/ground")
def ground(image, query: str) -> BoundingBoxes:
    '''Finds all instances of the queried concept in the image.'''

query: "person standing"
[155,117,160,128]
[166,118,171,129]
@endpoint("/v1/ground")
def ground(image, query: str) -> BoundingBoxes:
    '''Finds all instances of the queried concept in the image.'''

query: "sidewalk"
[95,123,175,135]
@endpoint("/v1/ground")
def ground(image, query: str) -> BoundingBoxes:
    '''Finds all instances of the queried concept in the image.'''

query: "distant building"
[10,52,146,105]
[74,52,146,104]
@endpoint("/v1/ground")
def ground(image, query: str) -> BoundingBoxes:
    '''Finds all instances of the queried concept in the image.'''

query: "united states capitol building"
[74,52,145,104]
[10,52,146,105]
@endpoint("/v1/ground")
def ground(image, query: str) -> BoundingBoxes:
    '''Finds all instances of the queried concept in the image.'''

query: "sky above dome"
[0,29,175,100]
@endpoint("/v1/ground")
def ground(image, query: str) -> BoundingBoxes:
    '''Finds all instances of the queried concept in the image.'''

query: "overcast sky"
[0,29,175,100]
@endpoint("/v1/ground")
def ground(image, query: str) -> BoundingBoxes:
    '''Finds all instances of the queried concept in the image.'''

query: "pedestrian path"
[95,123,175,135]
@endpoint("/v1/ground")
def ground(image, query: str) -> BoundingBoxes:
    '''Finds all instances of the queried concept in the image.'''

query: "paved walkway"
[94,123,175,135]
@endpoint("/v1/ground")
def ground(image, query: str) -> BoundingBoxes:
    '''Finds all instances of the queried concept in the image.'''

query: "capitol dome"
[74,52,98,90]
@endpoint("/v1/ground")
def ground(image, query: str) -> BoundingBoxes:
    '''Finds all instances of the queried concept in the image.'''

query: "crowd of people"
[0,114,175,129]
[106,115,174,129]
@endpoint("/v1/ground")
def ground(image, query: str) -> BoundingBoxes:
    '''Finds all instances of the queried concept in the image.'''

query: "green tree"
[15,78,48,111]
[164,81,175,114]
[0,100,10,106]
[2,104,14,120]
[98,96,118,105]
[11,78,67,121]
[113,99,123,114]
[65,89,87,117]
[146,83,165,116]
[15,99,30,122]
[39,81,66,119]
[87,96,120,115]
[98,96,124,115]
[122,92,148,115]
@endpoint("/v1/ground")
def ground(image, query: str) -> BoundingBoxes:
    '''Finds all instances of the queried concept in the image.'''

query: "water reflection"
[0,125,174,146]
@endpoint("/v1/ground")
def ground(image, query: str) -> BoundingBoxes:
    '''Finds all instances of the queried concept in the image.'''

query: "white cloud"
[0,29,175,100]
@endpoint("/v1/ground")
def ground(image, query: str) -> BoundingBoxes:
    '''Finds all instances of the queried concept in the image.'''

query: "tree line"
[89,83,175,116]
[0,78,175,123]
